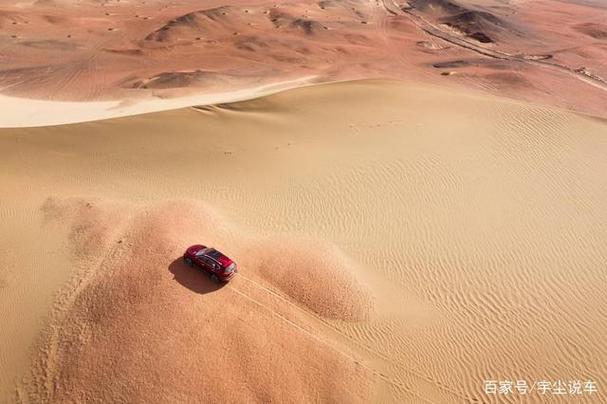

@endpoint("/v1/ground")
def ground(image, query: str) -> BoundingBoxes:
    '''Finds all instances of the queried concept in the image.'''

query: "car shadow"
[168,258,226,294]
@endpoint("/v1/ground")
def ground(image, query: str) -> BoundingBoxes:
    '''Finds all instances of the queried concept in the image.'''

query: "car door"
[200,256,214,271]
[208,259,221,274]
[193,254,206,268]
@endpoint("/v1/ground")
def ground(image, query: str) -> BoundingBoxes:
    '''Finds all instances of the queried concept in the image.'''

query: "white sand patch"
[0,76,317,128]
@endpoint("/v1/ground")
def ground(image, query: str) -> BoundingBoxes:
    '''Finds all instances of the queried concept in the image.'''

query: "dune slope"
[0,81,606,402]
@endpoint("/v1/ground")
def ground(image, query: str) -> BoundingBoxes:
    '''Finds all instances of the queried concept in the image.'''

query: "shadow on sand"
[168,258,225,294]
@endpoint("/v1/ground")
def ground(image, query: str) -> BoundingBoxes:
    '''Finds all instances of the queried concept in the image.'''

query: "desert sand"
[2,0,607,402]
[1,80,606,402]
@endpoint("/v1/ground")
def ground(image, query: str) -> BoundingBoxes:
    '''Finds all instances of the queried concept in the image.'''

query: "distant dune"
[0,0,606,118]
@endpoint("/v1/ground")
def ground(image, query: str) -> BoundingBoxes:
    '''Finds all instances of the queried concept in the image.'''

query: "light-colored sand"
[1,80,606,402]
[0,76,317,127]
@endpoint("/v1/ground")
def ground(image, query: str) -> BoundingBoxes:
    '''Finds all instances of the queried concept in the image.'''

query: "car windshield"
[195,247,214,256]
[224,263,236,274]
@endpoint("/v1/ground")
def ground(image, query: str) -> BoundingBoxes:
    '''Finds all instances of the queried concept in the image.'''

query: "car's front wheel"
[184,257,194,267]
[210,274,219,284]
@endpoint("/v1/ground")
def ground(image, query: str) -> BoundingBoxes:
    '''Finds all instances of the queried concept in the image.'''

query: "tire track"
[233,273,474,403]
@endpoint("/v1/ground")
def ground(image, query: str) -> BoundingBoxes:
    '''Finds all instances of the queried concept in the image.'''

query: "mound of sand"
[245,237,374,321]
[25,197,374,402]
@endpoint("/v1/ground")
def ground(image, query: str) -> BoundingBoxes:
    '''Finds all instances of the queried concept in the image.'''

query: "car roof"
[204,248,223,259]
[202,248,233,267]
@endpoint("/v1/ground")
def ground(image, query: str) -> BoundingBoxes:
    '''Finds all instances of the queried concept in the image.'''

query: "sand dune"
[245,237,375,321]
[0,76,317,127]
[2,80,606,402]
[24,198,373,402]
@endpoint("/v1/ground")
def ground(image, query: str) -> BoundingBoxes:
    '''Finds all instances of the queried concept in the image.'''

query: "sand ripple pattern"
[2,81,606,402]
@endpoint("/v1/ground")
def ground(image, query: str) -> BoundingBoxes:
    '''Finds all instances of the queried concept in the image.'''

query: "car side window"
[205,258,220,271]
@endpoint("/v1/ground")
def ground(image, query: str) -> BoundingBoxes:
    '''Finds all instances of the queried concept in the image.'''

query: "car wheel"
[184,257,193,267]
[210,274,219,284]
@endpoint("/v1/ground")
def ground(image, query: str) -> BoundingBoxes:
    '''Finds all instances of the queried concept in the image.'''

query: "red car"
[183,245,238,283]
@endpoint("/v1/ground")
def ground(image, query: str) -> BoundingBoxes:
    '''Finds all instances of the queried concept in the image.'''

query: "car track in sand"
[233,273,475,403]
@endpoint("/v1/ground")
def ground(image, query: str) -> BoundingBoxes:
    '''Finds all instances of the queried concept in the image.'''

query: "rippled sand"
[1,81,606,402]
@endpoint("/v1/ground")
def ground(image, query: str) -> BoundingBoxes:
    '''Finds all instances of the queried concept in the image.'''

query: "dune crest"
[245,237,375,321]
